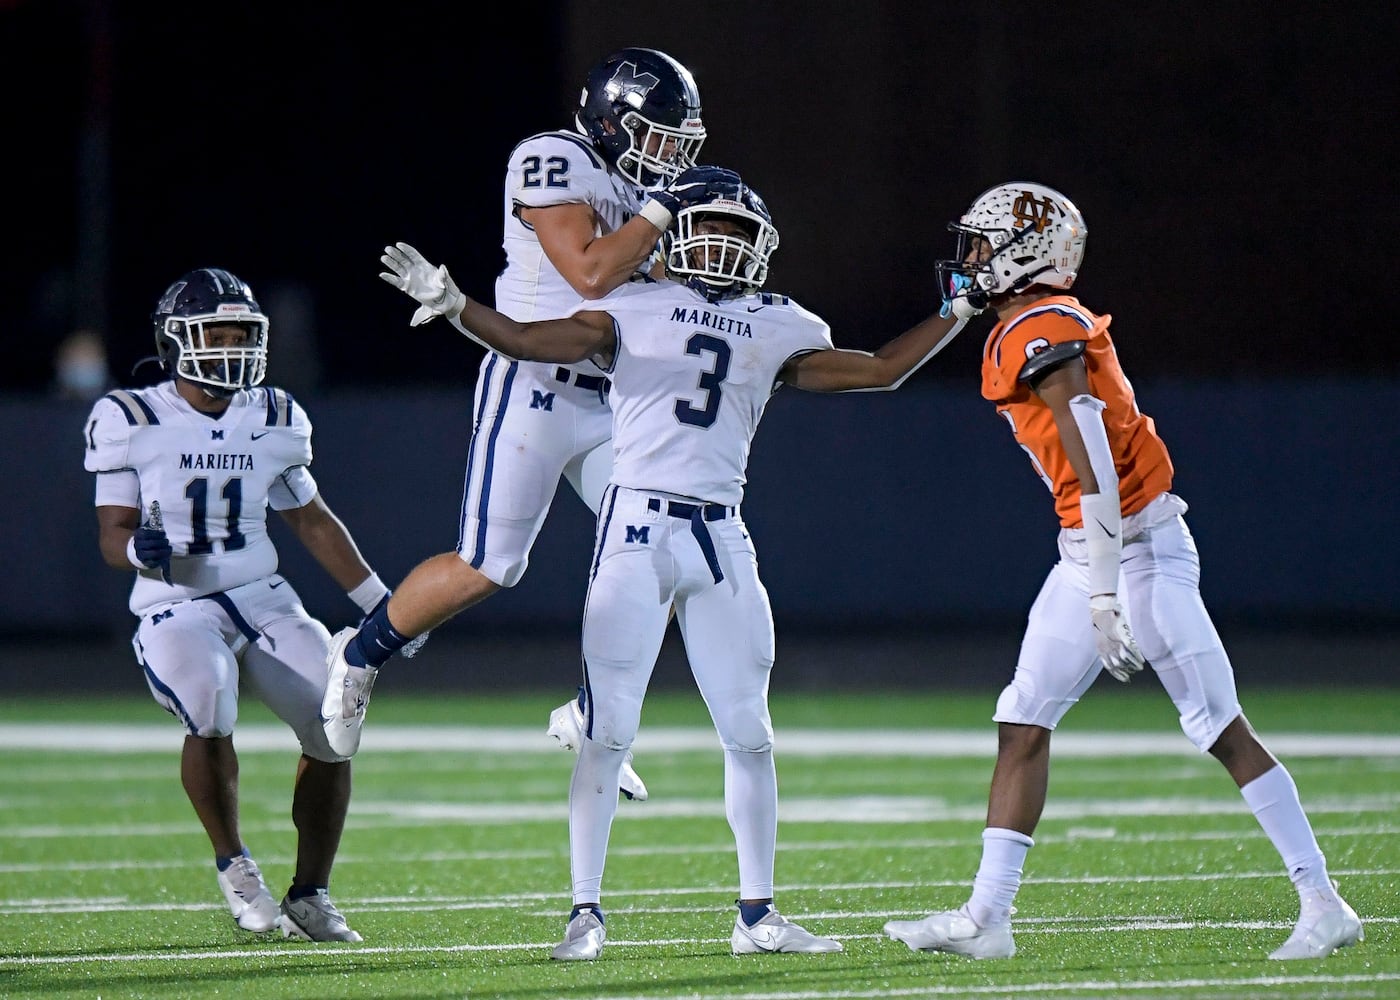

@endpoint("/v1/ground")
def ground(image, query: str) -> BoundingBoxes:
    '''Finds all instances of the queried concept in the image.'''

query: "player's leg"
[1126,513,1362,959]
[135,600,279,932]
[683,518,839,954]
[325,361,577,754]
[552,431,649,800]
[550,489,672,960]
[240,584,362,941]
[887,560,1098,958]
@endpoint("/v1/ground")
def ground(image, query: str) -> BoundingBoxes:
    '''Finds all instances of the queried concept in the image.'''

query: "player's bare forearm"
[785,312,963,392]
[528,203,659,299]
[278,497,374,591]
[456,298,612,364]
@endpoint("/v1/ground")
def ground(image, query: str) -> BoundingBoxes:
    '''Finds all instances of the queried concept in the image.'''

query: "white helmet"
[938,182,1087,300]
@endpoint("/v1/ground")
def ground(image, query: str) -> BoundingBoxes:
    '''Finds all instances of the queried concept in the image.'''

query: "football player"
[84,268,385,942]
[882,182,1364,961]
[322,47,727,800]
[371,167,975,960]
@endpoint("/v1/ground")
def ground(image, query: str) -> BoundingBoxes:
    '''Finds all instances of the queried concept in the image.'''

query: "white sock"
[568,739,625,904]
[1240,764,1330,893]
[966,827,1033,927]
[724,747,777,900]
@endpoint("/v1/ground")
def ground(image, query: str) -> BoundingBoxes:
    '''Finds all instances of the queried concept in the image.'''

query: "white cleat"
[216,854,279,933]
[884,906,1015,959]
[279,889,363,942]
[322,627,377,758]
[1269,884,1364,960]
[731,908,842,954]
[550,907,606,961]
[546,695,649,801]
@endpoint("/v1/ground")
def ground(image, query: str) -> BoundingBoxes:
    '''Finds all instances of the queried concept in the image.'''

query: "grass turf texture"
[0,685,1394,999]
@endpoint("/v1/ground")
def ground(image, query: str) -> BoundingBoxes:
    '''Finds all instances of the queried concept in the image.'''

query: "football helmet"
[665,176,779,301]
[152,267,268,395]
[575,47,705,187]
[936,182,1087,301]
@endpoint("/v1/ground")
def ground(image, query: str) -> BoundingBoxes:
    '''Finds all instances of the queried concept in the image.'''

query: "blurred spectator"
[52,328,113,401]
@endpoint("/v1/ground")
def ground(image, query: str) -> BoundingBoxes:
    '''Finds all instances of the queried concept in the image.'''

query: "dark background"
[4,1,1398,691]
[7,1,1397,391]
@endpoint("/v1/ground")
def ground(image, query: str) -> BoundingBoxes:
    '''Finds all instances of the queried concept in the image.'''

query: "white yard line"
[2,724,1398,756]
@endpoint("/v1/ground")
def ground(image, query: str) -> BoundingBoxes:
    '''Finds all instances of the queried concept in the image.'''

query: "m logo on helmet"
[605,61,660,110]
[1011,192,1057,234]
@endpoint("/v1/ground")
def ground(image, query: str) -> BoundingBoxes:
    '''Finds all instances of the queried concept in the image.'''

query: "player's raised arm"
[377,241,615,364]
[780,310,970,393]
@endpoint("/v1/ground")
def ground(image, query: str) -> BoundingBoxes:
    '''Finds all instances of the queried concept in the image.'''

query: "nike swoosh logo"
[251,431,271,440]
[269,580,285,589]
[1094,518,1118,539]
[746,306,765,313]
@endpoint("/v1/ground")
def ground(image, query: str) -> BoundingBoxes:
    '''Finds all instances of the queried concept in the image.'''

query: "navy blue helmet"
[152,268,268,395]
[665,174,780,300]
[575,47,705,187]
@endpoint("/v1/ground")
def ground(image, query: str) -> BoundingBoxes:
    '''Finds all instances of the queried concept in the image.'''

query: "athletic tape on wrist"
[347,572,390,615]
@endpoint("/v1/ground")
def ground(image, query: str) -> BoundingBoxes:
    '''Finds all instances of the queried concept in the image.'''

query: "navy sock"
[348,599,414,669]
[215,847,249,872]
[570,904,604,924]
[287,883,325,901]
[739,900,774,927]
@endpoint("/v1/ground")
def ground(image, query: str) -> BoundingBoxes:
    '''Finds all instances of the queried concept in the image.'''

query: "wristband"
[640,199,674,232]
[126,536,146,570]
[347,572,390,614]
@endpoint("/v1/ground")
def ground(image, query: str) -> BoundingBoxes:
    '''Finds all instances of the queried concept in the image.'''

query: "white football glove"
[939,273,988,322]
[379,242,464,326]
[1089,594,1146,683]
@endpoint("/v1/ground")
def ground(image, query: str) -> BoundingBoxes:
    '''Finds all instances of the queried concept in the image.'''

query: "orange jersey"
[981,295,1173,527]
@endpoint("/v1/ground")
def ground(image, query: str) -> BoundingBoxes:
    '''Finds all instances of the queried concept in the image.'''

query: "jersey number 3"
[674,333,730,429]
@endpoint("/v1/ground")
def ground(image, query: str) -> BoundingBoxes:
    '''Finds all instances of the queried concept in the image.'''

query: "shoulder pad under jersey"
[83,389,159,472]
[1018,340,1087,385]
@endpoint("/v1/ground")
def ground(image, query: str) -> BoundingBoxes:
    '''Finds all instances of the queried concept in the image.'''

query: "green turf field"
[1,686,1394,998]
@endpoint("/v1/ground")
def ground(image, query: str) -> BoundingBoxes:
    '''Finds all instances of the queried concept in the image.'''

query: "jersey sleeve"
[784,296,836,353]
[82,393,135,474]
[507,133,612,213]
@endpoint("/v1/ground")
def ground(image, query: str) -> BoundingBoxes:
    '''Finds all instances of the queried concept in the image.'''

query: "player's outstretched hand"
[940,272,989,322]
[1090,595,1146,682]
[379,242,464,326]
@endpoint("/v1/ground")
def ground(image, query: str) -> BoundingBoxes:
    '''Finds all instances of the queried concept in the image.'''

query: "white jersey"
[496,129,651,363]
[594,279,834,506]
[82,381,318,615]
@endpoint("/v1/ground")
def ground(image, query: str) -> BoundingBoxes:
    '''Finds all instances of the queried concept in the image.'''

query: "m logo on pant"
[530,390,556,411]
[625,526,650,545]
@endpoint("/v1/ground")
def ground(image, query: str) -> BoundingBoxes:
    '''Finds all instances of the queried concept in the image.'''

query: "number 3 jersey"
[82,381,318,615]
[593,279,834,507]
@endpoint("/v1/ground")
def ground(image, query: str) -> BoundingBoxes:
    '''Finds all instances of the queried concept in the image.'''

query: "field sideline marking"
[2,724,1399,756]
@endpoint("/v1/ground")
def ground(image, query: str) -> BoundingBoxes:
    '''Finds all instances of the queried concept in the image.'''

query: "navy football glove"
[647,166,743,218]
[132,525,172,584]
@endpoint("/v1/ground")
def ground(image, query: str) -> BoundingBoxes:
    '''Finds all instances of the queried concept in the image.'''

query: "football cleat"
[550,907,606,961]
[279,889,363,942]
[322,627,377,758]
[884,906,1015,959]
[546,693,649,801]
[731,908,842,954]
[1269,883,1364,960]
[216,854,279,933]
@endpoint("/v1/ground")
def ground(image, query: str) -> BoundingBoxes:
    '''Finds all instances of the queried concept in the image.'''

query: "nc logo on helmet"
[1011,192,1057,234]
[605,61,661,110]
